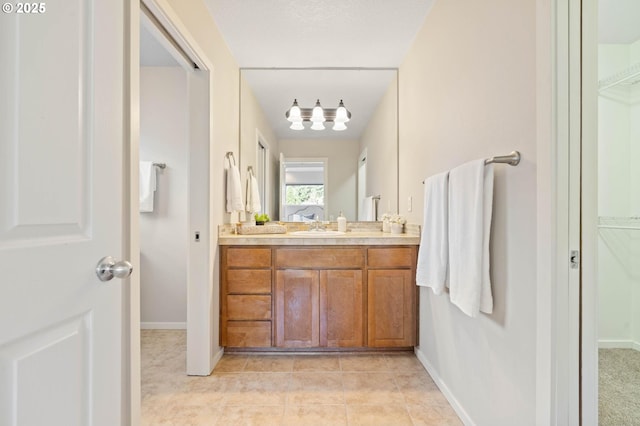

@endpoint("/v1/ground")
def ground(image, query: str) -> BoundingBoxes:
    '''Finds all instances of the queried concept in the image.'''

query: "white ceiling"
[204,0,434,140]
[599,0,640,43]
[204,0,434,68]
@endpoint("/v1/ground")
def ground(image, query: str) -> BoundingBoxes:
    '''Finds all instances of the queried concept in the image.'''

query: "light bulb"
[333,121,347,131]
[290,121,304,130]
[335,100,350,123]
[310,99,325,123]
[310,121,325,130]
[286,99,302,122]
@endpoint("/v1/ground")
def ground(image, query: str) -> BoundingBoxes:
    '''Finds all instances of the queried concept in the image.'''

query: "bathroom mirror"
[239,68,399,222]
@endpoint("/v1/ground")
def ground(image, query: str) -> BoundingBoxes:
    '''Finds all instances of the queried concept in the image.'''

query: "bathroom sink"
[290,230,346,236]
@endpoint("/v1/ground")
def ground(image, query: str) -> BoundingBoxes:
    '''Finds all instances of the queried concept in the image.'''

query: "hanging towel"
[245,174,262,213]
[448,159,494,317]
[360,196,375,221]
[416,171,449,294]
[139,161,156,213]
[226,164,244,213]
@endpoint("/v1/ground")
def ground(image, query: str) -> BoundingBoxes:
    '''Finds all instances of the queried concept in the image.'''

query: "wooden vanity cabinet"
[367,247,417,347]
[275,248,364,348]
[220,247,273,347]
[220,245,416,350]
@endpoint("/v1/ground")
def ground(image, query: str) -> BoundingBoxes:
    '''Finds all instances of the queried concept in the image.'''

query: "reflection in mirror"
[239,68,398,222]
[280,158,327,221]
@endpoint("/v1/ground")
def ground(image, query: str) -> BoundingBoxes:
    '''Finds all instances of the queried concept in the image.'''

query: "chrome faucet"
[312,214,325,231]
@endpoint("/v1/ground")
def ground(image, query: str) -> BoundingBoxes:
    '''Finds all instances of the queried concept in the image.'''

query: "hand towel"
[226,164,244,213]
[139,161,156,213]
[448,160,494,317]
[245,174,262,213]
[360,196,375,221]
[416,171,449,294]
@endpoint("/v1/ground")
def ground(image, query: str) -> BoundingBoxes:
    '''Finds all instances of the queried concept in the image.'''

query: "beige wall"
[399,0,537,424]
[359,77,398,215]
[139,67,188,326]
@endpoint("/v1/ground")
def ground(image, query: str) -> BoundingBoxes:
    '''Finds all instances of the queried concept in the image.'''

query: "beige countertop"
[218,231,420,246]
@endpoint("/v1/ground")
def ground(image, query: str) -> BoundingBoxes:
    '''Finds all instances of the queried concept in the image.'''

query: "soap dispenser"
[337,211,347,232]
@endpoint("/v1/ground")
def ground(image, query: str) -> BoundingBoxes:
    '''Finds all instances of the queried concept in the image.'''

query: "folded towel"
[226,164,244,213]
[448,160,494,317]
[245,174,262,213]
[139,161,156,213]
[416,171,449,294]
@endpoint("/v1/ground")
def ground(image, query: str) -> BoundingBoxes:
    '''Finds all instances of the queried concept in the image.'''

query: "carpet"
[599,348,640,425]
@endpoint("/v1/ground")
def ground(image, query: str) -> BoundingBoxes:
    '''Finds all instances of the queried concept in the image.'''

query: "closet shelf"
[599,62,640,92]
[598,216,640,231]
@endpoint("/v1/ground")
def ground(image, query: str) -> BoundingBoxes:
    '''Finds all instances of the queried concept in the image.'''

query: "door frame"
[580,0,599,424]
[127,2,218,422]
[535,0,582,424]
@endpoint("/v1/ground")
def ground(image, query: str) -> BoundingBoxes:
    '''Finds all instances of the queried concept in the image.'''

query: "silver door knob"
[96,256,133,282]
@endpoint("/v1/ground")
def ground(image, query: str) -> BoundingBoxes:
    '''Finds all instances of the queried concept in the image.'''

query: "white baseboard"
[598,339,640,351]
[211,347,224,372]
[140,322,187,330]
[414,347,474,426]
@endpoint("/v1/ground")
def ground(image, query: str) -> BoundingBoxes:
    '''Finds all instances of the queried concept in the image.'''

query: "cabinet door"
[367,270,415,347]
[320,270,364,347]
[275,270,320,347]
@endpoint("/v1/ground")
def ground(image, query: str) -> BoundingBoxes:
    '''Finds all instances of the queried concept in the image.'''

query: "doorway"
[592,2,640,424]
[580,1,640,424]
[137,1,213,377]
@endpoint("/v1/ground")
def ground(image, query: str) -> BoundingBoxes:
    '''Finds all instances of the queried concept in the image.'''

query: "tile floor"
[142,330,462,426]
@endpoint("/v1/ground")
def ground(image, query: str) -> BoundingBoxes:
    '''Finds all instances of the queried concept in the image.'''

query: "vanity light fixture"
[285,99,351,131]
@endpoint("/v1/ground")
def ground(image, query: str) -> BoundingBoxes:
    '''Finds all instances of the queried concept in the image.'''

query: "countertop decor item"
[236,224,286,235]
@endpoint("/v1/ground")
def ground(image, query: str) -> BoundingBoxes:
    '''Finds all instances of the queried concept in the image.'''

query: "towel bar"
[152,162,166,169]
[484,151,521,166]
[422,151,520,183]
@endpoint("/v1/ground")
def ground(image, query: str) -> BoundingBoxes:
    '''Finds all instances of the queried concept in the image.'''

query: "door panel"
[0,1,126,425]
[0,0,91,244]
[275,270,319,347]
[320,270,364,347]
[367,270,415,347]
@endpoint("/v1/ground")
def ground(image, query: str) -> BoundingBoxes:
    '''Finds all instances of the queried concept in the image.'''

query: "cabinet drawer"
[227,270,271,294]
[276,248,364,269]
[226,248,271,268]
[367,247,414,268]
[227,295,271,320]
[226,321,271,347]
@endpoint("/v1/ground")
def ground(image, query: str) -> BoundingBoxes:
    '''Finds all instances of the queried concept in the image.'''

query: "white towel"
[416,171,449,294]
[448,160,494,317]
[139,161,156,213]
[226,164,244,213]
[245,174,262,213]
[360,196,375,221]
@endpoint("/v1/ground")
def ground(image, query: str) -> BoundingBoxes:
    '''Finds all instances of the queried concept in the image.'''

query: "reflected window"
[280,159,327,221]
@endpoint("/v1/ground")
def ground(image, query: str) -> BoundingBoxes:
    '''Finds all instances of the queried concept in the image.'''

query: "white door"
[0,2,128,425]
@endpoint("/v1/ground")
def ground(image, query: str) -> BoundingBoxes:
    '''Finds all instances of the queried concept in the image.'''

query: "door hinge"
[570,250,580,269]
